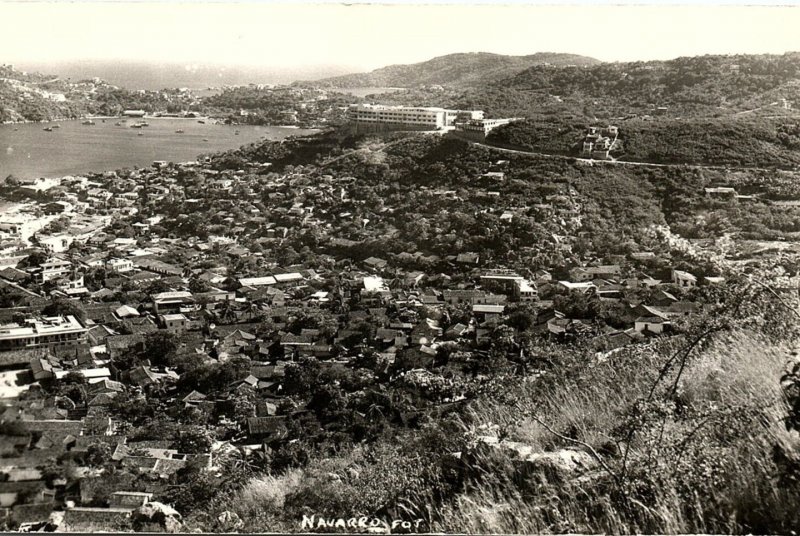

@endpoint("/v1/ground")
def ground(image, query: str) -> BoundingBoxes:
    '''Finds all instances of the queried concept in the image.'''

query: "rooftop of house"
[0,315,85,339]
[239,276,277,287]
[472,304,505,314]
[152,291,193,302]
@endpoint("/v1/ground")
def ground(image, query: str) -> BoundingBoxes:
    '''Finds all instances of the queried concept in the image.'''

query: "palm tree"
[218,300,237,324]
[366,401,386,422]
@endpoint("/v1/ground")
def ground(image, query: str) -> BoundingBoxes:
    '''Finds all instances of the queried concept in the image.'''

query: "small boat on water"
[234,130,240,135]
[137,132,144,136]
[51,124,60,129]
[82,120,95,125]
[175,129,184,134]
[130,124,143,129]
[43,127,53,132]
[203,138,209,142]
[115,122,122,126]
[101,119,106,123]
[198,120,205,124]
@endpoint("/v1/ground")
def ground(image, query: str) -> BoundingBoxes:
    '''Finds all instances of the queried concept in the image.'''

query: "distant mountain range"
[4,52,800,125]
[304,52,601,89]
[357,52,800,120]
[10,60,360,91]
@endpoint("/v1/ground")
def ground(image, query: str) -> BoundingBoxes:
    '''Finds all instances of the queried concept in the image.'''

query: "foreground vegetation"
[182,279,800,534]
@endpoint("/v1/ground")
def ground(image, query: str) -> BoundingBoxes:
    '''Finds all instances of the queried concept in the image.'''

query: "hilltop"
[359,53,800,168]
[303,52,601,89]
[364,53,800,118]
[0,64,96,123]
[0,64,201,123]
[495,52,800,116]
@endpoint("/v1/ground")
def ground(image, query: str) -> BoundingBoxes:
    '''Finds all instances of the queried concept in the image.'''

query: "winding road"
[318,129,799,174]
[468,140,798,174]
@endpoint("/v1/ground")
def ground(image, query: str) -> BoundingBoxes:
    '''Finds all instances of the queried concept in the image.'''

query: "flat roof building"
[239,276,277,287]
[453,117,523,142]
[363,275,391,296]
[347,104,484,131]
[0,315,87,351]
[152,291,194,314]
[40,257,73,282]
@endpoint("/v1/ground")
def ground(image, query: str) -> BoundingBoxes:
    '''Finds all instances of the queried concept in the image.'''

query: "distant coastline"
[1,114,118,126]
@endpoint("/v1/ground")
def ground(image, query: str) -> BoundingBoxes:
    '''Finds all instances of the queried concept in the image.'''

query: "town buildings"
[453,117,523,142]
[0,315,87,351]
[0,116,732,530]
[580,125,619,160]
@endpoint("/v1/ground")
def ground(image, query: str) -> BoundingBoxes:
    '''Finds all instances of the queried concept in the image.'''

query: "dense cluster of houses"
[0,140,722,530]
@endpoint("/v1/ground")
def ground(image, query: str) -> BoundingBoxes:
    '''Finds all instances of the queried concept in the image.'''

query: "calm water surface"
[0,118,318,179]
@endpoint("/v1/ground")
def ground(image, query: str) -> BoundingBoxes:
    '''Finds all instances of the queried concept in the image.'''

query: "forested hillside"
[498,52,800,116]
[363,53,800,119]
[0,64,199,122]
[306,52,601,89]
[488,115,800,168]
[0,64,91,122]
[358,53,800,169]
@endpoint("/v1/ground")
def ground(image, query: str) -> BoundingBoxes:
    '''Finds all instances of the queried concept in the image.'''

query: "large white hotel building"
[347,104,484,131]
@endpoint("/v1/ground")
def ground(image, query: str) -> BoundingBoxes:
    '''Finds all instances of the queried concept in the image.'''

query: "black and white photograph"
[1,1,800,533]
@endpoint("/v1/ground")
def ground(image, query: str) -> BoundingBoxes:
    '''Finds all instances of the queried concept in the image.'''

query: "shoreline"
[1,115,119,126]
[1,121,322,181]
[0,114,220,126]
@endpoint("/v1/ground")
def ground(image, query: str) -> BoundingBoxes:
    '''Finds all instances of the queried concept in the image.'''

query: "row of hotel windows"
[353,114,439,120]
[352,114,439,121]
[0,333,84,346]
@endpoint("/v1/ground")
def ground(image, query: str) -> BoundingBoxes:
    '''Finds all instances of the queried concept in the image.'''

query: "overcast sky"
[1,2,799,72]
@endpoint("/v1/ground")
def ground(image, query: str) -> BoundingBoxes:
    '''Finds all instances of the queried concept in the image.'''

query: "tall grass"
[188,330,800,534]
[430,329,800,534]
[186,469,304,532]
